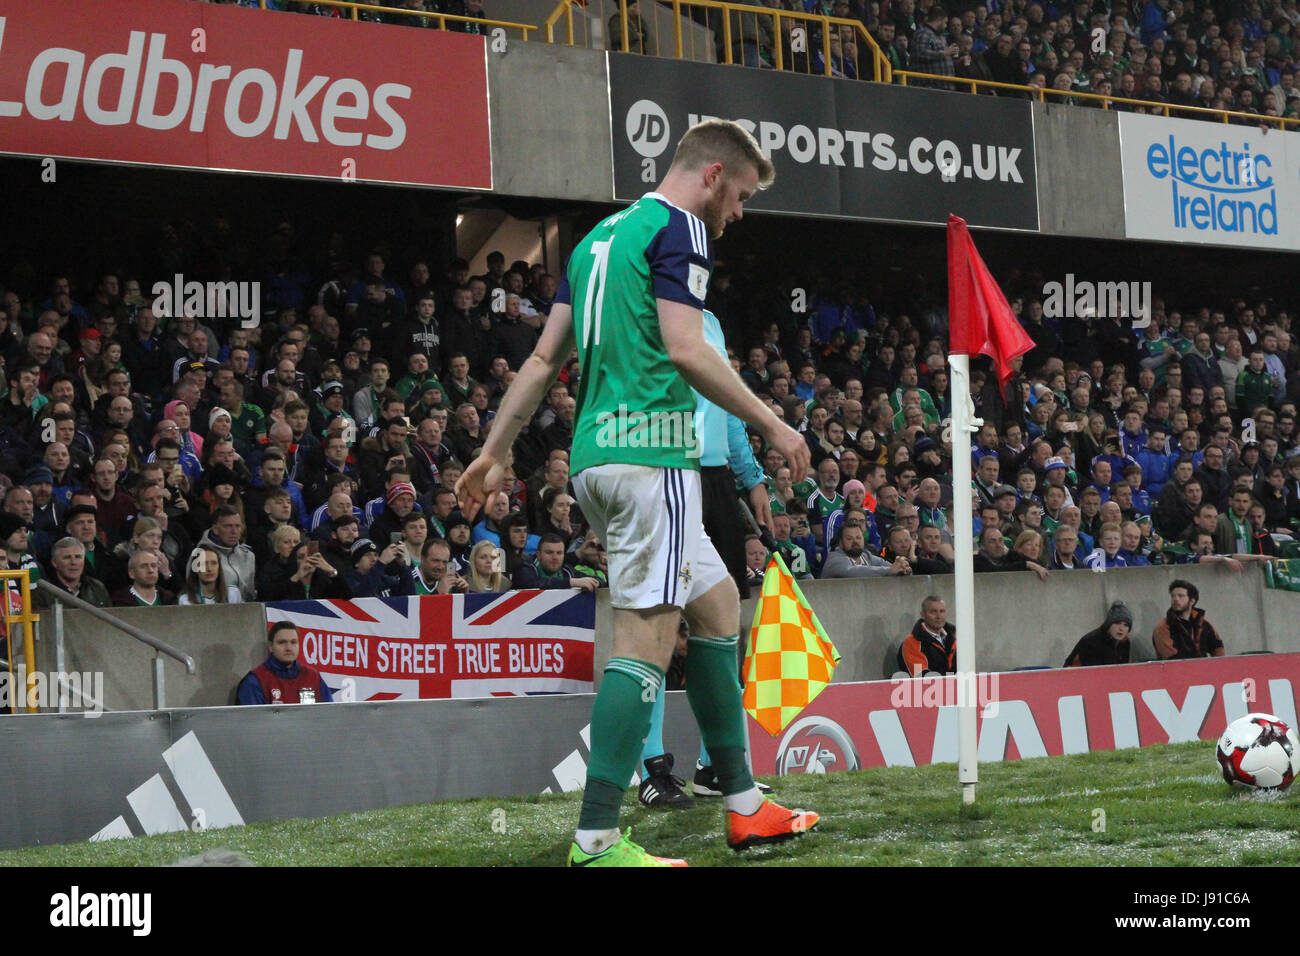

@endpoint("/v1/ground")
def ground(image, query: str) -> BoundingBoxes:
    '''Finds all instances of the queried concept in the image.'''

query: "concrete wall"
[487,42,612,201]
[33,603,268,713]
[24,562,1289,711]
[1030,101,1126,240]
[597,562,1291,685]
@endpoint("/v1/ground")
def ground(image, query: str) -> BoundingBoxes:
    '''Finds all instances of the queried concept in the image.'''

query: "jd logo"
[626,100,670,159]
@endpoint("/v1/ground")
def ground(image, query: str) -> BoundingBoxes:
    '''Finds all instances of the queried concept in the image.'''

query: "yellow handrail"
[259,0,536,40]
[894,69,1300,131]
[0,569,39,714]
[545,0,892,84]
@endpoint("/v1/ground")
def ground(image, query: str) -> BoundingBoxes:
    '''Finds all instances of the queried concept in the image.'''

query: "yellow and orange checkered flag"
[742,552,840,737]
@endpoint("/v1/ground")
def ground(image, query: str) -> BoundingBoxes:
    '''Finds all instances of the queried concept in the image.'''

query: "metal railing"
[545,0,891,83]
[894,69,1300,131]
[257,0,537,40]
[35,578,196,712]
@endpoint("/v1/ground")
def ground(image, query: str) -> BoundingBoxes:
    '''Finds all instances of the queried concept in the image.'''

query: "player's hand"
[749,483,773,533]
[765,422,811,484]
[456,451,507,522]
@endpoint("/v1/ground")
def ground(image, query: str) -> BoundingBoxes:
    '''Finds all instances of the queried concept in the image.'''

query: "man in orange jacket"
[1152,579,1225,659]
[897,595,956,677]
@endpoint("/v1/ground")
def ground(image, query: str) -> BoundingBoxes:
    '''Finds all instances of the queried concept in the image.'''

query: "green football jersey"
[559,193,713,474]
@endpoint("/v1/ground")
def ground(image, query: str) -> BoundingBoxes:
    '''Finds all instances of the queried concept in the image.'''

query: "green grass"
[3,741,1296,866]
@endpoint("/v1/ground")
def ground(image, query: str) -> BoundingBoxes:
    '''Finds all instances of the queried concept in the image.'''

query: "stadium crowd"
[210,0,1300,124]
[0,229,1296,629]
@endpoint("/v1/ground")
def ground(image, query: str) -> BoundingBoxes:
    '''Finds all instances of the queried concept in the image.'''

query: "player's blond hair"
[669,119,775,189]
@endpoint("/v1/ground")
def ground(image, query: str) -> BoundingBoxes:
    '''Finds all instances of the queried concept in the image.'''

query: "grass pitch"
[3,741,1296,866]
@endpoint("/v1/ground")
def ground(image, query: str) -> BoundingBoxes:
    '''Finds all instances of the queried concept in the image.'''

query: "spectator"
[467,540,508,593]
[178,545,243,606]
[0,513,40,591]
[36,537,109,608]
[409,537,466,595]
[396,510,430,566]
[896,595,956,677]
[62,503,119,586]
[1196,444,1231,511]
[974,525,1049,580]
[1152,579,1225,659]
[1083,521,1129,570]
[822,523,910,577]
[499,512,537,574]
[258,528,348,602]
[912,6,957,83]
[566,531,608,587]
[1214,487,1257,555]
[237,622,333,705]
[111,549,175,607]
[743,533,768,587]
[197,505,257,601]
[344,538,410,598]
[609,0,655,54]
[367,477,420,544]
[538,487,579,546]
[471,491,512,547]
[511,534,600,591]
[1063,600,1133,667]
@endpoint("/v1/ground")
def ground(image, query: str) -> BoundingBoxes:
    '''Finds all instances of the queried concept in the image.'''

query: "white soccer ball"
[1215,713,1300,791]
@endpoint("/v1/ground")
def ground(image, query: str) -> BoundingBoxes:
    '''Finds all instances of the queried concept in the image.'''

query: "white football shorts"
[571,464,729,610]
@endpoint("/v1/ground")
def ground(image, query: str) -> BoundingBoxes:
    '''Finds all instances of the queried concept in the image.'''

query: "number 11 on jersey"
[582,239,612,349]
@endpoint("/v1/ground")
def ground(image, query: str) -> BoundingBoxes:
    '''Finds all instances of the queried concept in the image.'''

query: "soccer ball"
[1215,713,1300,791]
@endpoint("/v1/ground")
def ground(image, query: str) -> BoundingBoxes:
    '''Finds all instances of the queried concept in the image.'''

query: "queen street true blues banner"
[266,590,596,700]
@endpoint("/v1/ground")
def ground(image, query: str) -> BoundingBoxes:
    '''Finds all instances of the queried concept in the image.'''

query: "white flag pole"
[948,353,982,805]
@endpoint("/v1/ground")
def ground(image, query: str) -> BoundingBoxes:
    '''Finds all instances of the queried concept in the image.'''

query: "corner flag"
[742,553,840,737]
[947,214,1034,383]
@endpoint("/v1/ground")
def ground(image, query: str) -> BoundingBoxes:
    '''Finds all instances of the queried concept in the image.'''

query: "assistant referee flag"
[742,553,841,737]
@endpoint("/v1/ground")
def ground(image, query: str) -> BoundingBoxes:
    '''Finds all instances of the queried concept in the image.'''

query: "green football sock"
[685,635,754,797]
[577,657,664,832]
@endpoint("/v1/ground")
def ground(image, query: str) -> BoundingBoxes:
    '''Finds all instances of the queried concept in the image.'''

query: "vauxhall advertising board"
[1119,112,1300,251]
[0,0,492,189]
[609,54,1040,231]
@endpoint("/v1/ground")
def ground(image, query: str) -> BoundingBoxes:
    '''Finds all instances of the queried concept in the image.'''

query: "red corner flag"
[947,214,1034,384]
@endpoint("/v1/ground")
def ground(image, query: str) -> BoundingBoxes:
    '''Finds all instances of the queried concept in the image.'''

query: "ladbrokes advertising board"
[0,0,491,188]
[609,55,1039,230]
[1119,113,1300,250]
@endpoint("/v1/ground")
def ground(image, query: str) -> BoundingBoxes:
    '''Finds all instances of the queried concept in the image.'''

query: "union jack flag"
[267,590,596,701]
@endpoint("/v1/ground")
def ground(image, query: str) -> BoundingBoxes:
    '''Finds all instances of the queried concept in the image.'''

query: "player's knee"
[685,576,739,636]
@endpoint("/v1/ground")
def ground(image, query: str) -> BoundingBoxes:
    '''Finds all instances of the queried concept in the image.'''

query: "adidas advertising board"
[1118,113,1300,250]
[609,54,1039,231]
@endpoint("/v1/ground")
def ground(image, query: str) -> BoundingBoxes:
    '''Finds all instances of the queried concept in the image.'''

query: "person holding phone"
[344,538,412,598]
[409,538,466,595]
